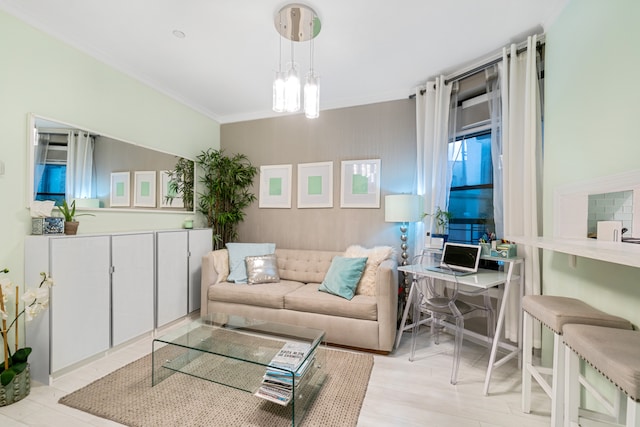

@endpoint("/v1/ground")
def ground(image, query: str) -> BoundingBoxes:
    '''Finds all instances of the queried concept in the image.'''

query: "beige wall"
[222,100,418,253]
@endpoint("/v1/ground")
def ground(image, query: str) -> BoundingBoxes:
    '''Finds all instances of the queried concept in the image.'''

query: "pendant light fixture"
[273,4,321,118]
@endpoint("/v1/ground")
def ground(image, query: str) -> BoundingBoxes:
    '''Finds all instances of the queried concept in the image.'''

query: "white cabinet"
[24,228,211,385]
[156,228,212,326]
[111,233,155,346]
[156,231,189,327]
[49,236,111,373]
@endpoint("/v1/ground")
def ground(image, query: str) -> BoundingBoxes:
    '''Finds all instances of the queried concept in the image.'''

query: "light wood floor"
[0,320,551,426]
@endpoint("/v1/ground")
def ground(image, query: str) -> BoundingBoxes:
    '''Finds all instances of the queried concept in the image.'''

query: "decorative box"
[31,217,64,235]
[491,244,517,258]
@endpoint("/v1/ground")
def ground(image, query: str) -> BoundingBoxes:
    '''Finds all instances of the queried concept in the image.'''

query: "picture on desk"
[427,243,482,275]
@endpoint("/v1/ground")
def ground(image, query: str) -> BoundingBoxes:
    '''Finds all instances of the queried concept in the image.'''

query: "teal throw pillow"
[226,242,276,283]
[319,256,368,300]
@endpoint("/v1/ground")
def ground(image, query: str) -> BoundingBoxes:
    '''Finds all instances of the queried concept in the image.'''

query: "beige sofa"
[201,248,398,353]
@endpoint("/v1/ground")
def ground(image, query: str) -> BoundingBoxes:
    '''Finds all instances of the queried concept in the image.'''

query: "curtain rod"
[410,34,545,98]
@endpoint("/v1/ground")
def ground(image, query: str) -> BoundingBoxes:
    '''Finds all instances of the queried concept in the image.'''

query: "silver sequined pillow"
[245,253,280,284]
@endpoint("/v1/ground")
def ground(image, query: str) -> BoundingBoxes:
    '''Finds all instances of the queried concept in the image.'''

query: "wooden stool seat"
[522,295,632,427]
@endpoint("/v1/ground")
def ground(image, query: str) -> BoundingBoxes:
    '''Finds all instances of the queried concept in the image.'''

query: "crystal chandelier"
[273,4,321,119]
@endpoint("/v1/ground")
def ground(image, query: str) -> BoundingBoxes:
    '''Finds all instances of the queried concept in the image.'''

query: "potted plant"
[196,148,257,250]
[57,199,95,235]
[425,206,453,240]
[163,157,195,211]
[0,268,53,406]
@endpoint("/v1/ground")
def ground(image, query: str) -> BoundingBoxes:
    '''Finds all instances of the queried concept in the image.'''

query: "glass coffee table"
[152,313,326,426]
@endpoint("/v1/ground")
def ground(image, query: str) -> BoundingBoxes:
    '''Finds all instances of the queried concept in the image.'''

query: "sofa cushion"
[275,249,340,283]
[208,280,304,309]
[211,249,230,283]
[318,256,367,300]
[226,242,276,283]
[344,245,394,296]
[285,283,377,321]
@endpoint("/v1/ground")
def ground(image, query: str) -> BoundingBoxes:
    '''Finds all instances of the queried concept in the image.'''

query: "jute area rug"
[59,347,373,427]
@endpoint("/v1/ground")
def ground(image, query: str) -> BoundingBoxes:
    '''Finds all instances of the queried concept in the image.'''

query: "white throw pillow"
[212,249,229,283]
[344,245,394,296]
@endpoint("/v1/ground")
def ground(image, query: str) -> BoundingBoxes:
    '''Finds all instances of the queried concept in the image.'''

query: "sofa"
[200,246,398,353]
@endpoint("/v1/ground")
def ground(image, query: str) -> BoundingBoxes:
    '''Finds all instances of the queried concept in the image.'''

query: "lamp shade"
[384,194,423,223]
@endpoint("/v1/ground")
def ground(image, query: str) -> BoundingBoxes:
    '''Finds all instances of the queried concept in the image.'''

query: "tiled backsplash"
[588,190,633,236]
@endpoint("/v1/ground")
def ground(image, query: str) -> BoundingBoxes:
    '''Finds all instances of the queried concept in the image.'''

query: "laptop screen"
[440,243,482,273]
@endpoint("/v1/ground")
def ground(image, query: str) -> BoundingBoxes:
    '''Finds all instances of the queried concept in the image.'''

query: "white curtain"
[414,76,454,253]
[486,65,504,239]
[33,130,50,200]
[501,35,544,345]
[66,131,95,200]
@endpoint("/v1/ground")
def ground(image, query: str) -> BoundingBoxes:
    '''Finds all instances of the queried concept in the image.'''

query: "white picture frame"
[134,171,156,208]
[110,172,130,207]
[297,161,333,208]
[160,170,184,208]
[340,159,381,208]
[259,164,292,208]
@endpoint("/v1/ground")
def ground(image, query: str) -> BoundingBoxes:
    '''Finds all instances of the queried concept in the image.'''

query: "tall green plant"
[164,157,195,211]
[196,149,257,250]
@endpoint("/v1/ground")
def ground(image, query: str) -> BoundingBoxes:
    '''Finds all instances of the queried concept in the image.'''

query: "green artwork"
[116,182,125,197]
[308,176,322,195]
[141,181,150,197]
[352,174,368,194]
[269,177,282,196]
[167,181,178,198]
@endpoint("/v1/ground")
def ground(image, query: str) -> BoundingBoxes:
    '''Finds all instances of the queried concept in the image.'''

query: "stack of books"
[255,342,314,406]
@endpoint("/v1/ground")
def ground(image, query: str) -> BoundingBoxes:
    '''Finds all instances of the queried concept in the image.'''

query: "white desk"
[397,256,524,395]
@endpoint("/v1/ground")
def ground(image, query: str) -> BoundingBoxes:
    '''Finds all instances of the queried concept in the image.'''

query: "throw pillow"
[344,245,394,296]
[245,253,280,284]
[318,256,368,300]
[226,242,276,283]
[211,249,229,284]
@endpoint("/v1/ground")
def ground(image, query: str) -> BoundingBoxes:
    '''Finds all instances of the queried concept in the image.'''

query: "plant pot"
[64,221,79,235]
[0,364,30,406]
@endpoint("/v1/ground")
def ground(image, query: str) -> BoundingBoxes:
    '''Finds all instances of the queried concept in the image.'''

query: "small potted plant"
[0,268,53,405]
[57,200,95,235]
[425,206,453,240]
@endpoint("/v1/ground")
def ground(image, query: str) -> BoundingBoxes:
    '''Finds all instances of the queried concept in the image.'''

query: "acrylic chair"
[409,253,495,385]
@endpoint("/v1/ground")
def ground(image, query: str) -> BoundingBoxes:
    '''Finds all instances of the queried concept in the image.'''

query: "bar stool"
[522,295,633,426]
[563,324,640,427]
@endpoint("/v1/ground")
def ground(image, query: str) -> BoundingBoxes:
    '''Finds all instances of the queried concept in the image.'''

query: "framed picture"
[259,164,292,208]
[297,161,333,208]
[340,159,381,208]
[134,171,156,207]
[160,171,184,208]
[110,172,130,207]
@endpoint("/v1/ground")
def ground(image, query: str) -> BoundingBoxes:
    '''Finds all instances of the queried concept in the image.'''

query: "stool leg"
[551,332,565,427]
[522,311,533,413]
[565,346,580,427]
[626,396,639,427]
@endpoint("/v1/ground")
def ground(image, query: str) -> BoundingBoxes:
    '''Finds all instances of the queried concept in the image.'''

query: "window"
[35,164,66,205]
[448,132,494,244]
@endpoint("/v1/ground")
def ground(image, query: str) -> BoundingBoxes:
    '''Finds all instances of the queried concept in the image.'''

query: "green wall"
[544,0,640,326]
[0,10,220,285]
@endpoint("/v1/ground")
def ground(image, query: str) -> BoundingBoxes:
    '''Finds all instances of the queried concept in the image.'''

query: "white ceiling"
[0,0,568,124]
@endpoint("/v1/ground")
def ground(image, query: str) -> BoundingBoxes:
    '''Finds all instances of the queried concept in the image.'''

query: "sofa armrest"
[201,249,228,316]
[375,258,398,352]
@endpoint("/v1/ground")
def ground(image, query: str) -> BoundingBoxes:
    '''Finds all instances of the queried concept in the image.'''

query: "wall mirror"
[27,113,195,213]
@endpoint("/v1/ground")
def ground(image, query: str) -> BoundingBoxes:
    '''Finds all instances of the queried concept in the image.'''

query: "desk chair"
[409,255,495,385]
[563,324,640,427]
[521,295,632,427]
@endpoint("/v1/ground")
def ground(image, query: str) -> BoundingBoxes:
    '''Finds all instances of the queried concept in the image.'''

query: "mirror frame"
[26,113,196,213]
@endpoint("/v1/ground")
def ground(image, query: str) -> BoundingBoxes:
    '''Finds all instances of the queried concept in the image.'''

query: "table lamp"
[385,194,423,288]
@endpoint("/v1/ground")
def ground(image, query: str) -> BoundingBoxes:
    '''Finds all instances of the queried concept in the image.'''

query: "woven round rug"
[59,347,373,427]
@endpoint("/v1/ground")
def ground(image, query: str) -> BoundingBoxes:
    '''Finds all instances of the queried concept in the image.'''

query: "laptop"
[426,242,482,276]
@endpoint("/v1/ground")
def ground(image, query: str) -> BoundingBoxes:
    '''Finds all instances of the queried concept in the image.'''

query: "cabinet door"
[50,236,111,372]
[112,233,154,346]
[156,231,188,327]
[188,229,213,312]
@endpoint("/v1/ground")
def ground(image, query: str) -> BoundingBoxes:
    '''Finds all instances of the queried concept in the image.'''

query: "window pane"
[449,133,492,187]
